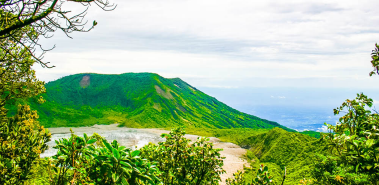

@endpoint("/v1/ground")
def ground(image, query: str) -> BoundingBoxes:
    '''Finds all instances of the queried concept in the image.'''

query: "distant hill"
[29,73,292,130]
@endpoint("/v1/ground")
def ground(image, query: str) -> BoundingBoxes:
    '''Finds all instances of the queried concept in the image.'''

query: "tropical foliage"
[140,128,225,185]
[312,93,379,184]
[1,0,379,184]
[0,13,50,184]
[42,131,161,185]
[0,104,50,184]
[226,164,274,185]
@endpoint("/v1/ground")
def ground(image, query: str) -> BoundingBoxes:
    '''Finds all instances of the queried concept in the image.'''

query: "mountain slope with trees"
[29,73,291,130]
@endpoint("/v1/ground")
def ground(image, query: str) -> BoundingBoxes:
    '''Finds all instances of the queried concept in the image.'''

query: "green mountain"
[30,73,291,130]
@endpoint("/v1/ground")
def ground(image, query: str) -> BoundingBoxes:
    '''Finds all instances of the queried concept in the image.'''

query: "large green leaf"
[113,148,120,159]
[103,140,113,152]
[87,138,97,145]
[131,150,141,157]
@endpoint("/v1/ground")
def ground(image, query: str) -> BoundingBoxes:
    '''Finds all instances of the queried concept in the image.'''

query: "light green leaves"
[366,139,375,148]
[0,105,51,184]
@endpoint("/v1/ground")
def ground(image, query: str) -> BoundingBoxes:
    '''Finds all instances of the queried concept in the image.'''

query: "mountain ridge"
[30,72,293,131]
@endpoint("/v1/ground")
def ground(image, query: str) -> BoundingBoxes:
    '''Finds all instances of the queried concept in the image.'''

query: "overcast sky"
[34,0,379,89]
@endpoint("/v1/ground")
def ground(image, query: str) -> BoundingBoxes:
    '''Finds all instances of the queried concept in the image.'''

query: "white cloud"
[34,0,379,89]
[317,125,329,133]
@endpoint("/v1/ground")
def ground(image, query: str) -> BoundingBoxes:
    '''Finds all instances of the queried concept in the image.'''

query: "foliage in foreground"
[0,105,51,185]
[141,127,225,185]
[0,23,51,184]
[24,128,234,185]
[313,93,379,184]
[226,164,274,185]
[44,131,160,185]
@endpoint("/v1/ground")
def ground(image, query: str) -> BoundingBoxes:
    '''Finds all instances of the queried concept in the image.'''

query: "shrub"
[0,105,51,184]
[140,127,225,185]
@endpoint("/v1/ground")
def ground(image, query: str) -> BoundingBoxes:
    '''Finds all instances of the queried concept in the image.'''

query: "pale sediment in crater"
[46,124,249,184]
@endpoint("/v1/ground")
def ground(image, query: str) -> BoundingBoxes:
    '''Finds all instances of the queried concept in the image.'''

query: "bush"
[313,93,379,184]
[0,105,51,184]
[45,131,160,185]
[140,127,225,185]
[226,164,274,185]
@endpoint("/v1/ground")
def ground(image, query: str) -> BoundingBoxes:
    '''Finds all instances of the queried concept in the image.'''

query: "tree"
[313,93,379,184]
[370,44,379,76]
[0,22,49,184]
[1,0,115,183]
[0,104,51,184]
[1,0,115,67]
[140,128,225,185]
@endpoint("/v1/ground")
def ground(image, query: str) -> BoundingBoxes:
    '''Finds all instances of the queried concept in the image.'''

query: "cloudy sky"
[34,0,379,89]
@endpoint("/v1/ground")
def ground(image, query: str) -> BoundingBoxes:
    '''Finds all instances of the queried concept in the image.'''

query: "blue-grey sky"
[35,0,379,90]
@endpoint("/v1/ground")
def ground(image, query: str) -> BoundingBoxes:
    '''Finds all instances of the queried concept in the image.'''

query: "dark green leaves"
[49,133,161,184]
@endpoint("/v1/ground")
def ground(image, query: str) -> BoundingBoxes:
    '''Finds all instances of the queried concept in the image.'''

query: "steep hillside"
[30,73,291,130]
[240,128,326,183]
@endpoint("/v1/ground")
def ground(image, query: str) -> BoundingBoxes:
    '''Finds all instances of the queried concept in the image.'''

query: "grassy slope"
[30,73,292,131]
[239,127,326,184]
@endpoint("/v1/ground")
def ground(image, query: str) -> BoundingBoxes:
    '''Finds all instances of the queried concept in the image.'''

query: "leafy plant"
[370,43,379,76]
[0,105,51,184]
[226,170,246,185]
[254,164,274,184]
[313,93,379,184]
[141,127,225,185]
[226,164,273,185]
[47,131,161,185]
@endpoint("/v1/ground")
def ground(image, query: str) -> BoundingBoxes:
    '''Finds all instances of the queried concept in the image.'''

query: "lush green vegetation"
[27,131,161,184]
[237,127,327,184]
[2,0,379,184]
[313,93,379,184]
[140,128,225,184]
[226,165,274,185]
[28,73,292,131]
[23,128,276,185]
[0,105,51,184]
